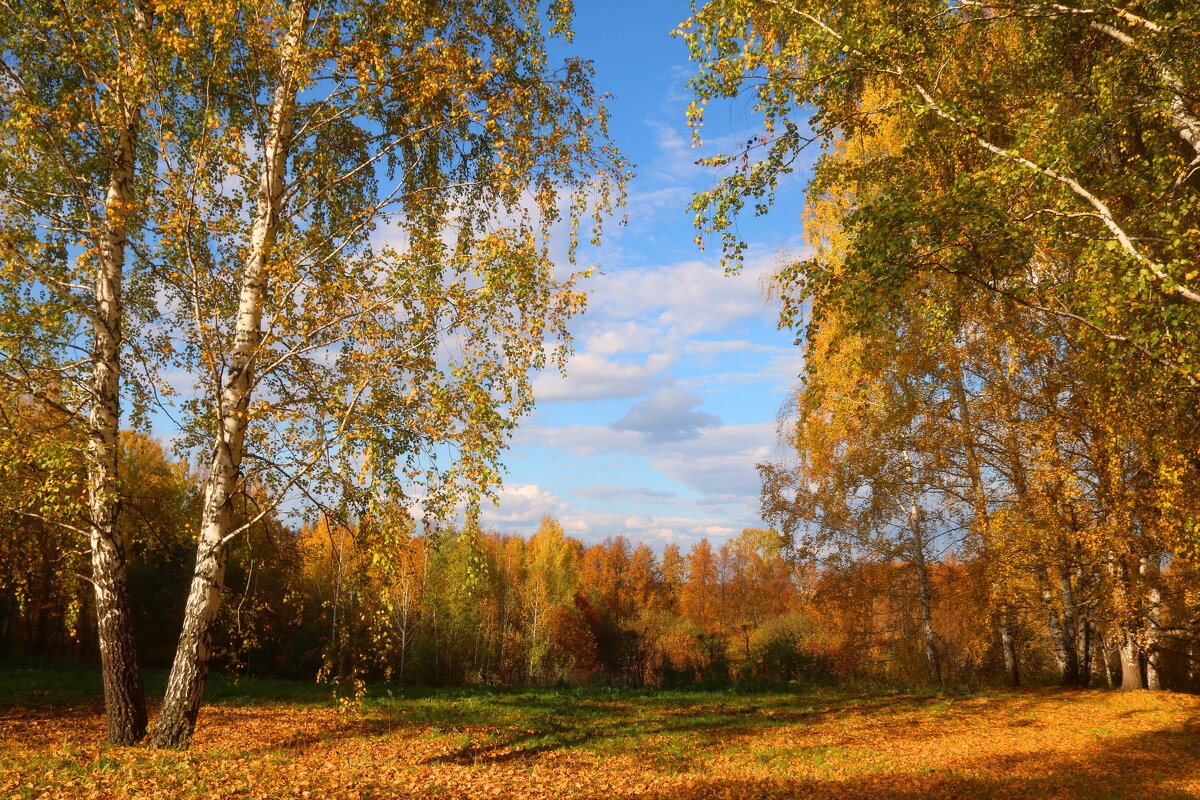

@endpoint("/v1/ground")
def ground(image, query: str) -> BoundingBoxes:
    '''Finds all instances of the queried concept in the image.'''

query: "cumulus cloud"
[516,419,779,513]
[418,88,813,545]
[583,259,776,337]
[532,352,672,402]
[611,387,720,443]
[469,484,744,549]
[557,510,741,546]
[479,483,566,526]
[649,422,777,505]
[584,320,665,357]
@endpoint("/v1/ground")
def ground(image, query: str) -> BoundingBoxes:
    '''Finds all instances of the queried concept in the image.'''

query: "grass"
[0,659,333,709]
[1,661,1199,798]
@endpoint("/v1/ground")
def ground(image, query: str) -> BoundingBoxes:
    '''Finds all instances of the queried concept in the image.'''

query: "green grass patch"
[0,659,332,709]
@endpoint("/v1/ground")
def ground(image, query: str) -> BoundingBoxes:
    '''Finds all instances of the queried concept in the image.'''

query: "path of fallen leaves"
[2,688,1198,799]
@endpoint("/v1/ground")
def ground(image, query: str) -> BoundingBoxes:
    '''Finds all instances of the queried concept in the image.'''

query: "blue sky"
[477,1,817,548]
[141,1,816,549]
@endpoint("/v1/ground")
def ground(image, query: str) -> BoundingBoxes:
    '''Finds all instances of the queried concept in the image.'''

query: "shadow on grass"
[216,690,1200,796]
[404,689,1017,768]
[373,691,962,769]
[5,661,1199,800]
[606,722,1200,800]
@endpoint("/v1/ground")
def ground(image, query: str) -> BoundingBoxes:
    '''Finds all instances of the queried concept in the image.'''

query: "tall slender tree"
[148,0,625,747]
[0,0,176,743]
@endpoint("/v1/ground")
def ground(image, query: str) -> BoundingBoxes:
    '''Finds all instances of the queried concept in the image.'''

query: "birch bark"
[87,0,151,746]
[912,538,942,685]
[1111,553,1145,691]
[150,0,312,748]
[903,454,941,684]
[951,361,1019,685]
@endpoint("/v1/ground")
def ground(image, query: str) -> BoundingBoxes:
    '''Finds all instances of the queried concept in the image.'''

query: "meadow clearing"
[2,664,1198,800]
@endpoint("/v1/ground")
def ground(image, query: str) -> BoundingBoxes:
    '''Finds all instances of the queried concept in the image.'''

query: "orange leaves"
[3,689,1200,799]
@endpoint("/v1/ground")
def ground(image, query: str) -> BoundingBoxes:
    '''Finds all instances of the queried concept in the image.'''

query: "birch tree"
[687,0,1199,685]
[760,312,960,685]
[682,0,1200,391]
[0,0,176,743]
[524,516,577,682]
[148,0,625,747]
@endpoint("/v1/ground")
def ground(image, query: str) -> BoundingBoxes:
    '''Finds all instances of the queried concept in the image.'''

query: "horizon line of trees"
[3,430,1197,694]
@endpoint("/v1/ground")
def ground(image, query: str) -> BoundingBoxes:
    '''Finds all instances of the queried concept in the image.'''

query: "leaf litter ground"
[2,676,1198,799]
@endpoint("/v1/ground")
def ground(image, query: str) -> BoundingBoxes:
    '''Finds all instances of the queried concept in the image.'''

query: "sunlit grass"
[2,663,1198,799]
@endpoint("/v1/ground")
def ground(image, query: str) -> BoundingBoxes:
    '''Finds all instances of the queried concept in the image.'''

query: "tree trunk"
[998,608,1020,687]
[1142,555,1162,691]
[87,3,151,744]
[907,502,940,685]
[1098,630,1116,688]
[1108,551,1145,692]
[1080,620,1093,687]
[1119,629,1144,691]
[1058,561,1083,686]
[1188,641,1197,688]
[150,0,310,749]
[1146,648,1161,691]
[913,552,941,684]
[951,362,1018,686]
[901,452,940,685]
[88,517,147,745]
[89,255,148,745]
[1036,562,1077,685]
[1075,564,1100,688]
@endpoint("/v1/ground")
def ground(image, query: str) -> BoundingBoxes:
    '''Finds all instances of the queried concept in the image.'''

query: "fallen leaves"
[1,688,1198,799]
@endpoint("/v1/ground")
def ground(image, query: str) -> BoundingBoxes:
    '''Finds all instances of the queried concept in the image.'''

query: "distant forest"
[3,432,1197,694]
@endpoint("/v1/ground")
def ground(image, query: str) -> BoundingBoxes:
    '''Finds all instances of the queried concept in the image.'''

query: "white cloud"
[584,320,665,357]
[556,510,742,547]
[611,386,720,442]
[677,350,807,393]
[479,483,566,526]
[574,485,679,504]
[650,422,777,505]
[584,258,776,336]
[535,252,792,404]
[516,419,779,512]
[532,352,671,402]
[513,423,645,458]
[473,484,746,549]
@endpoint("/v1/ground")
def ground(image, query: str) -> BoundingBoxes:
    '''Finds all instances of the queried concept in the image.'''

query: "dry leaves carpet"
[2,676,1198,799]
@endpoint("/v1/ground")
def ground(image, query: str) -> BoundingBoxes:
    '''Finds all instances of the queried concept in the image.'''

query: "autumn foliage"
[2,676,1199,799]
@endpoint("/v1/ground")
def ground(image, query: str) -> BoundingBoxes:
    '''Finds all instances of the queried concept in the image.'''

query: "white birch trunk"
[902,453,940,685]
[1058,561,1082,685]
[87,2,151,745]
[1098,630,1116,689]
[1118,629,1144,691]
[1143,555,1163,691]
[1110,553,1145,691]
[151,0,311,748]
[951,363,1020,686]
[998,608,1020,688]
[912,538,941,685]
[1036,562,1075,682]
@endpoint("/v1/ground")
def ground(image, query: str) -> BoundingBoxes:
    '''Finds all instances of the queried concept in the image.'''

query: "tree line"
[3,431,1198,695]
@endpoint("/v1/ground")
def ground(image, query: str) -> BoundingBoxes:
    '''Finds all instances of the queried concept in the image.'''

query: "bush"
[746,613,832,684]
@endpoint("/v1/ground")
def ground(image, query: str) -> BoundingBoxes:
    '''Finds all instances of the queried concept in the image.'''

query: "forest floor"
[1,663,1199,799]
